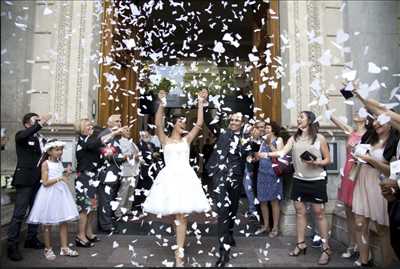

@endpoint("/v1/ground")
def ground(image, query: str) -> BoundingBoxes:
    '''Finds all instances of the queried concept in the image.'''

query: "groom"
[203,91,253,267]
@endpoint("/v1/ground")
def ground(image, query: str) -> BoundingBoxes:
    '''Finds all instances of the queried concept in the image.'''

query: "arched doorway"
[98,0,281,140]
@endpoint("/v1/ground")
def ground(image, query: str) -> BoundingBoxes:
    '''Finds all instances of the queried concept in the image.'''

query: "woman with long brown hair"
[351,116,399,266]
[265,111,332,265]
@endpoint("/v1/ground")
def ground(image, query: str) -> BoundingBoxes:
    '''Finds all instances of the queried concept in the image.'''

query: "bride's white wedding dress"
[142,138,211,216]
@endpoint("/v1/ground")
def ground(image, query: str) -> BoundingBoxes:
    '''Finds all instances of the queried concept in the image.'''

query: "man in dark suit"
[134,131,163,209]
[7,112,50,261]
[204,102,253,267]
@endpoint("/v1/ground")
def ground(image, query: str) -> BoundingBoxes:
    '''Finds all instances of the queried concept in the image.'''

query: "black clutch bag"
[340,88,354,99]
[300,151,317,161]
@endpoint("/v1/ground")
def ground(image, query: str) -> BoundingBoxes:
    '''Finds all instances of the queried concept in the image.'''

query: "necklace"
[170,137,183,143]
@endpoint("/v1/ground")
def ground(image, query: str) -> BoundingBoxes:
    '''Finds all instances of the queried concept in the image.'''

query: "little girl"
[27,139,80,260]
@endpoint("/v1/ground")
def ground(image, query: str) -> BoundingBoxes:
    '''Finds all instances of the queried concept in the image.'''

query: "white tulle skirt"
[27,181,80,225]
[142,164,211,216]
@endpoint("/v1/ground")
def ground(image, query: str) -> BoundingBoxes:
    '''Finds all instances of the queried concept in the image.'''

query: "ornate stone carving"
[54,2,73,122]
[294,1,302,114]
[75,1,88,121]
[306,0,323,116]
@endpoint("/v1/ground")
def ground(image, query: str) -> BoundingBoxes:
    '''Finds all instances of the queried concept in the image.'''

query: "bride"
[142,89,211,266]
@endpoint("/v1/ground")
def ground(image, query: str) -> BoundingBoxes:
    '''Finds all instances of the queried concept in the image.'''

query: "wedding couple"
[142,89,252,267]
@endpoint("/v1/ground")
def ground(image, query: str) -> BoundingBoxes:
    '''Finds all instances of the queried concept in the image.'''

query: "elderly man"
[114,127,141,220]
[97,114,128,232]
[7,113,50,261]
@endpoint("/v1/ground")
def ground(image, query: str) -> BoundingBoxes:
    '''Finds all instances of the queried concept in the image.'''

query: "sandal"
[268,228,279,238]
[86,234,100,242]
[60,247,79,257]
[44,248,56,261]
[75,237,94,247]
[318,247,332,265]
[341,245,358,259]
[255,226,269,235]
[288,241,307,256]
[354,259,373,267]
[175,248,184,267]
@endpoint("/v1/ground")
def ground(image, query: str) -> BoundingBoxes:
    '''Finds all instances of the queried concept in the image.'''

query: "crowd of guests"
[6,113,163,261]
[5,85,400,267]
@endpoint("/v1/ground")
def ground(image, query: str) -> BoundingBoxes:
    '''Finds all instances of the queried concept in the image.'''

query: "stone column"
[30,0,102,124]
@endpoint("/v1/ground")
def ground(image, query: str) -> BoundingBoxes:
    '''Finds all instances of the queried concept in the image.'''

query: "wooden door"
[252,0,281,124]
[98,0,282,140]
[98,0,139,141]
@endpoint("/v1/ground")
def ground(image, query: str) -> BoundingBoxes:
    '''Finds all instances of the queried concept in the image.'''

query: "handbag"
[272,155,293,177]
[348,162,361,181]
[272,157,283,176]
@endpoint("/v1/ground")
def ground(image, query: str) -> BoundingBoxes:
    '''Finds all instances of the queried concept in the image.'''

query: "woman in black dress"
[74,119,103,247]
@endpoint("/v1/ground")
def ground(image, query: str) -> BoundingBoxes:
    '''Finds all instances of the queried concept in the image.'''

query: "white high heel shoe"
[175,248,184,267]
[341,245,358,258]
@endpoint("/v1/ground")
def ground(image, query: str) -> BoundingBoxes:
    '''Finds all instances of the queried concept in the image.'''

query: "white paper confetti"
[336,29,349,44]
[377,114,391,125]
[43,6,53,15]
[213,42,225,54]
[368,62,381,74]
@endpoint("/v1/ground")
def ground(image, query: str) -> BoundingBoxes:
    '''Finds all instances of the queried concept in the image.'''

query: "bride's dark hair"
[165,113,187,136]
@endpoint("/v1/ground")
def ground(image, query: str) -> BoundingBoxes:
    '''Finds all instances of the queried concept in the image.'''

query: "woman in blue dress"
[255,121,284,238]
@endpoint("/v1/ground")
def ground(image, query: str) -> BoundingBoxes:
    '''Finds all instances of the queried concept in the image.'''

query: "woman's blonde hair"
[76,118,91,134]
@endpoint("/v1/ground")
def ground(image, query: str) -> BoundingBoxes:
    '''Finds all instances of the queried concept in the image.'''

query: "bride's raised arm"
[186,90,206,144]
[155,90,168,145]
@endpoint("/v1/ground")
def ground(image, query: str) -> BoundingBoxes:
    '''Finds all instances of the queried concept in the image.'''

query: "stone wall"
[1,0,102,174]
[344,0,400,105]
[1,1,36,174]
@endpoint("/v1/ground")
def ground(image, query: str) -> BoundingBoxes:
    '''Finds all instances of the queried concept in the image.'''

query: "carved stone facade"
[30,1,101,124]
[1,1,101,173]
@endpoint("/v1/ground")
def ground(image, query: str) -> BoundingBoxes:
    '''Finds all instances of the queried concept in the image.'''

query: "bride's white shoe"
[175,248,184,267]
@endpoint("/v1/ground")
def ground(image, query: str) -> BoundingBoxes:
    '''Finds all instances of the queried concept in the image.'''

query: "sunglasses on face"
[230,119,242,122]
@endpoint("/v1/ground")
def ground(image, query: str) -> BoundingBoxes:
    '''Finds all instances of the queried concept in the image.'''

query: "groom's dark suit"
[204,109,253,253]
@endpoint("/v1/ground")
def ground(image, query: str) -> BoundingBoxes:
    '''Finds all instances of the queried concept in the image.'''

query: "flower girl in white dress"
[27,140,79,260]
[142,90,211,266]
